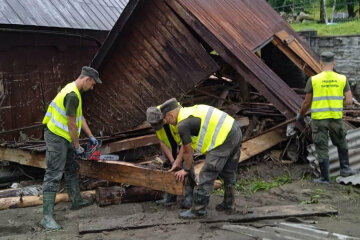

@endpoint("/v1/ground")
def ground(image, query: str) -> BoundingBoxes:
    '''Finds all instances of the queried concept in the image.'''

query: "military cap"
[146,106,163,131]
[160,98,179,115]
[81,66,102,84]
[320,51,335,62]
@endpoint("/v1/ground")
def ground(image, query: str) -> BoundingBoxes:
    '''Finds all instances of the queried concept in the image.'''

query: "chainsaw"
[78,140,119,161]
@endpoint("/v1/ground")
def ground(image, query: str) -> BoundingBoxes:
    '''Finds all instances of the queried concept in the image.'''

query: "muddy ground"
[1,156,360,240]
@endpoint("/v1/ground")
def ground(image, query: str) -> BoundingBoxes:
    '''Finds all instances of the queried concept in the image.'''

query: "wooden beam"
[100,134,159,154]
[272,30,322,77]
[0,146,46,168]
[78,160,183,196]
[0,146,183,195]
[78,204,337,234]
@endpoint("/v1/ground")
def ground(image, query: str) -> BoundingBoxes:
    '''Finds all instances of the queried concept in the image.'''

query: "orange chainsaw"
[80,140,119,161]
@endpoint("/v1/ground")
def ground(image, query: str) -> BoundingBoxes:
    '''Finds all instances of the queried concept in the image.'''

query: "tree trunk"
[323,0,328,24]
[331,0,336,23]
[320,0,325,23]
[0,190,95,210]
[347,3,355,18]
[95,186,163,207]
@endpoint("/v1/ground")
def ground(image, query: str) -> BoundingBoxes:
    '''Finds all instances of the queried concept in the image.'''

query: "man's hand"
[174,169,188,182]
[169,161,181,172]
[75,146,85,156]
[89,136,98,146]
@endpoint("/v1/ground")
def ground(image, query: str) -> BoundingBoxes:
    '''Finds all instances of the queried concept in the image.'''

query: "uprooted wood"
[0,190,95,210]
[96,186,163,207]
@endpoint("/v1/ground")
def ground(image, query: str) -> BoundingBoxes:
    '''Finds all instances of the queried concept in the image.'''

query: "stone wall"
[298,31,360,97]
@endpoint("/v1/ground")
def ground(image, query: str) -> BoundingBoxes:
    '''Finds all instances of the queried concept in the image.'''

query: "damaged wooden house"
[1,0,326,201]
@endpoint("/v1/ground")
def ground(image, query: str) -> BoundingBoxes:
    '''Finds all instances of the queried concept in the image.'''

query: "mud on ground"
[1,157,360,240]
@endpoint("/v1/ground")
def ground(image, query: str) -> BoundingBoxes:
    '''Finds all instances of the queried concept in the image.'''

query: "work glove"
[75,146,85,156]
[296,113,304,123]
[89,136,98,146]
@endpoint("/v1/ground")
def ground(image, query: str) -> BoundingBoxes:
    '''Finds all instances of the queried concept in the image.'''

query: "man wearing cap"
[297,52,356,184]
[160,98,242,219]
[146,106,195,209]
[40,66,102,230]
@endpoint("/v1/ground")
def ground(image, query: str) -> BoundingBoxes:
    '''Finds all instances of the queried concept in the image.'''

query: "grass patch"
[300,188,324,205]
[291,18,360,36]
[234,175,292,194]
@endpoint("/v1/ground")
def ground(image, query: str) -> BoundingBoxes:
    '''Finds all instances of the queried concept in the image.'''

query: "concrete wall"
[298,31,360,97]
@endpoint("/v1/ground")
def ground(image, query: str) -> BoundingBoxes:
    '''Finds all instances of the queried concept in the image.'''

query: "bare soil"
[1,157,360,240]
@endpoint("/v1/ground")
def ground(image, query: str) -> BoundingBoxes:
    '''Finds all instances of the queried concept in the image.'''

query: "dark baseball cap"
[146,106,163,131]
[320,52,335,62]
[160,98,179,115]
[81,66,102,84]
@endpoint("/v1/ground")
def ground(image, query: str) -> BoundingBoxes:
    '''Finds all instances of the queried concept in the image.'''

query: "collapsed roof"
[84,0,321,134]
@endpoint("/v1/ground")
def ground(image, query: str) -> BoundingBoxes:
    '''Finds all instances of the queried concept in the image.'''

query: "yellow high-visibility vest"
[156,125,181,149]
[177,105,234,154]
[155,104,181,149]
[311,71,346,120]
[42,82,82,142]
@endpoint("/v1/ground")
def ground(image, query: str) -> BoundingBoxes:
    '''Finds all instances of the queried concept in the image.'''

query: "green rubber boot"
[66,175,93,210]
[39,192,61,230]
[179,187,208,219]
[216,185,235,211]
[313,159,330,184]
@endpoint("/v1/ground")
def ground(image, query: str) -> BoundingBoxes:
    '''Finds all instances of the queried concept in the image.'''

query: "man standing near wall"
[161,98,242,219]
[40,66,101,230]
[297,52,357,184]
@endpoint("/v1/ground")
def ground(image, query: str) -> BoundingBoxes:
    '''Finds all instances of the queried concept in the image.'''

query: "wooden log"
[96,186,163,207]
[0,190,95,210]
[78,204,337,234]
[78,160,183,196]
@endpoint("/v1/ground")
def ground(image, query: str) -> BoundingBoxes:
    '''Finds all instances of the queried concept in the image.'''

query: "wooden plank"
[194,128,285,176]
[240,128,285,161]
[100,134,159,154]
[0,145,182,195]
[78,160,183,196]
[273,30,322,77]
[78,204,337,234]
[0,146,46,168]
[0,191,95,210]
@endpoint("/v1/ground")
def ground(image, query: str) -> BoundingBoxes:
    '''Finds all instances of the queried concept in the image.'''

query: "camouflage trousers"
[311,118,348,162]
[43,127,78,192]
[193,122,242,210]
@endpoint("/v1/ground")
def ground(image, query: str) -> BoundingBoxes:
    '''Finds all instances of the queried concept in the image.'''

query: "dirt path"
[1,160,360,240]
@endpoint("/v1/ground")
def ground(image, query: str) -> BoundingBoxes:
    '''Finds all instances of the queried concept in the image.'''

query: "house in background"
[0,0,128,140]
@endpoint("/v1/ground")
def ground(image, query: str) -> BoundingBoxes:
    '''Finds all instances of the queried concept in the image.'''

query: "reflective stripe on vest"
[177,105,234,154]
[42,82,82,142]
[311,71,346,120]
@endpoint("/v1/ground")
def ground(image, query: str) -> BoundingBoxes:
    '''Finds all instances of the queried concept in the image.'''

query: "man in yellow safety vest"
[297,52,357,184]
[146,105,195,209]
[160,98,242,219]
[41,66,101,230]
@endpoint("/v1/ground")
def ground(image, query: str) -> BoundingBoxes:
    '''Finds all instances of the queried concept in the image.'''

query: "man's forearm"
[81,116,93,137]
[68,123,80,148]
[182,151,193,170]
[159,141,174,163]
